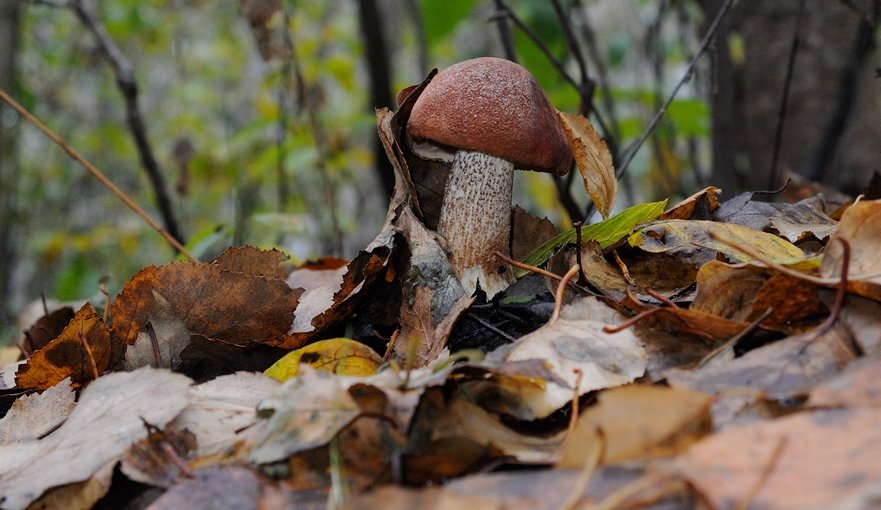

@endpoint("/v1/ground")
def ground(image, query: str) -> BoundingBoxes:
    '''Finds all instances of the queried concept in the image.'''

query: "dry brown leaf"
[511,205,559,260]
[556,110,617,219]
[769,196,837,242]
[110,253,301,359]
[0,368,191,510]
[18,306,75,357]
[15,303,117,390]
[677,407,881,510]
[559,385,713,467]
[659,186,722,220]
[211,245,289,277]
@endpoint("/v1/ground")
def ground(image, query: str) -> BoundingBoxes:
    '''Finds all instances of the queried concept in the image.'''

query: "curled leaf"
[556,110,617,218]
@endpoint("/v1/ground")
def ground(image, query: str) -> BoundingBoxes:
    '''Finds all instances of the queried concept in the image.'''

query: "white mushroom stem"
[437,150,516,299]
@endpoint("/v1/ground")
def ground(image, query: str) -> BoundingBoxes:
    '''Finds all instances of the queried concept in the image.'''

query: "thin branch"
[493,0,517,61]
[768,0,806,189]
[0,87,196,259]
[617,0,737,178]
[69,0,185,246]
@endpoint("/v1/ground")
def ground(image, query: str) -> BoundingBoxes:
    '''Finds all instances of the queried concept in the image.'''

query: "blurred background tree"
[0,0,877,344]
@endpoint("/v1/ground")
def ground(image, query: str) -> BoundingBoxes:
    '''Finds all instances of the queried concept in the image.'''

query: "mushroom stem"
[437,150,516,298]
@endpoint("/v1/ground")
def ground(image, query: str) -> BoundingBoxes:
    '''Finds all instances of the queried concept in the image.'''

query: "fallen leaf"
[820,199,881,301]
[264,338,384,381]
[211,245,289,277]
[510,205,559,260]
[146,466,285,510]
[677,407,881,510]
[559,385,713,467]
[665,326,857,401]
[110,251,301,359]
[169,371,279,457]
[769,196,837,242]
[658,186,721,220]
[556,110,617,218]
[0,368,191,510]
[630,220,805,264]
[121,427,197,488]
[15,303,117,390]
[0,379,75,442]
[808,356,881,408]
[18,306,75,357]
[502,297,647,419]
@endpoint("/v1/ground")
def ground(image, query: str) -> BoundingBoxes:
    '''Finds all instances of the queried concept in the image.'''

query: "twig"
[146,322,163,368]
[382,329,399,362]
[566,368,584,439]
[768,0,806,189]
[551,264,581,324]
[573,221,588,285]
[617,0,737,178]
[466,313,518,343]
[493,0,517,61]
[0,88,196,260]
[69,0,185,247]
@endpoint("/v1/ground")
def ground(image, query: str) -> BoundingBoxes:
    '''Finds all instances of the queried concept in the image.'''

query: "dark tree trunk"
[704,0,881,196]
[356,0,396,201]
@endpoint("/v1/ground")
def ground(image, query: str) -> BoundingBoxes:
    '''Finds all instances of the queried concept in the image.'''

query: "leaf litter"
[4,73,881,509]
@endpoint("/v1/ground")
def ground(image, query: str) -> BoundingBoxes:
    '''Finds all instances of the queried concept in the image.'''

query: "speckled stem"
[437,150,516,298]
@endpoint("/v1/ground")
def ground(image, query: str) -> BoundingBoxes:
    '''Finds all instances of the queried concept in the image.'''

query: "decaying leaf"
[18,305,75,358]
[15,303,117,390]
[146,466,285,510]
[264,338,384,381]
[769,196,837,242]
[0,368,191,510]
[502,297,647,419]
[556,110,617,219]
[808,356,881,408]
[111,248,302,365]
[121,427,197,488]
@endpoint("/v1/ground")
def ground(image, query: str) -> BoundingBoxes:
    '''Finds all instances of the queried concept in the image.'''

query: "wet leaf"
[264,338,384,381]
[556,110,617,218]
[658,186,721,220]
[15,303,117,390]
[121,427,197,488]
[769,197,837,243]
[146,466,285,510]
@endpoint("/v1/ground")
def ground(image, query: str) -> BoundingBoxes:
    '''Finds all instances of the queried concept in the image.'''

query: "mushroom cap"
[407,57,572,176]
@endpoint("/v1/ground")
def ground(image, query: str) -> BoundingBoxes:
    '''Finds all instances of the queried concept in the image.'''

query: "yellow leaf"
[555,110,617,219]
[264,338,383,381]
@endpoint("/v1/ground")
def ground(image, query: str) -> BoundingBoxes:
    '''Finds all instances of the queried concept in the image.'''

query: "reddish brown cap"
[407,57,572,175]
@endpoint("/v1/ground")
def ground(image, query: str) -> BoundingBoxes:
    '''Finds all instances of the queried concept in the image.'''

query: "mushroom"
[406,57,572,298]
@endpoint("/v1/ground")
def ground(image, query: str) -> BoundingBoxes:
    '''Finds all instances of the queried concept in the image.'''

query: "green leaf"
[515,200,668,277]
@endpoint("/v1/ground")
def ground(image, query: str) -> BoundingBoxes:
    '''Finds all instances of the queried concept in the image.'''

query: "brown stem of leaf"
[815,237,850,336]
[77,331,99,381]
[551,264,581,324]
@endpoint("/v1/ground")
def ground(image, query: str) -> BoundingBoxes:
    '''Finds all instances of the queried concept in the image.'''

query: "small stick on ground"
[77,331,100,381]
[814,237,850,336]
[556,427,605,510]
[566,368,584,439]
[698,307,773,368]
[146,322,163,368]
[493,251,594,295]
[382,329,399,362]
[733,437,788,510]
